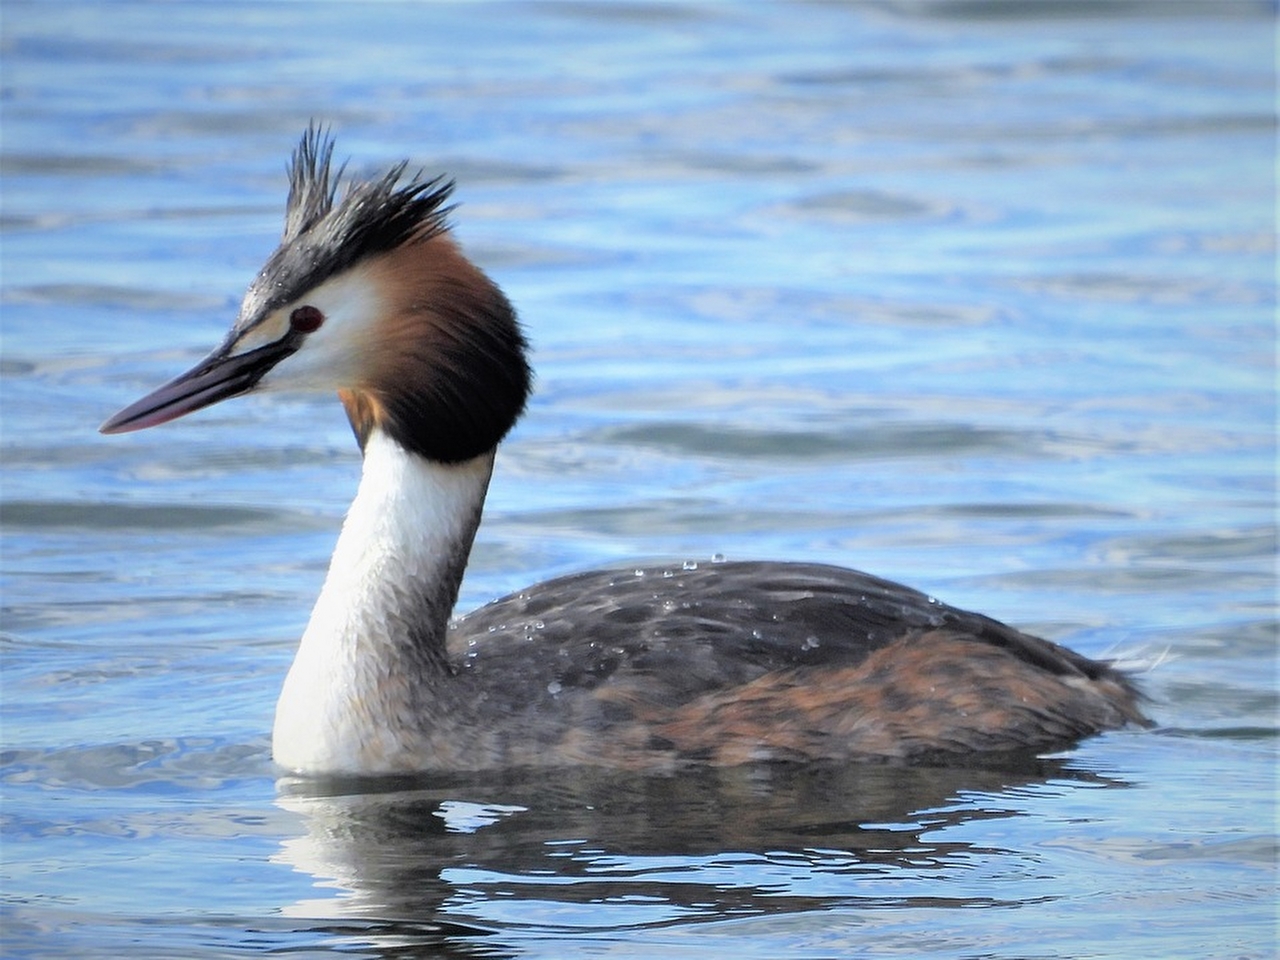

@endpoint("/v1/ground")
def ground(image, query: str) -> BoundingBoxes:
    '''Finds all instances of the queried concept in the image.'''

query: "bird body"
[102,129,1145,776]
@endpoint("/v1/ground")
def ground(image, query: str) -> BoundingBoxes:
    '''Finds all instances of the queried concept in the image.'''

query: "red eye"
[290,305,325,333]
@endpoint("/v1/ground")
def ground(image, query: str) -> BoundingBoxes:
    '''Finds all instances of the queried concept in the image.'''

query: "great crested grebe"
[101,129,1146,776]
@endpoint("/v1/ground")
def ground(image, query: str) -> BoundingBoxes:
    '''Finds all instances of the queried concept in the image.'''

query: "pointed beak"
[100,335,299,435]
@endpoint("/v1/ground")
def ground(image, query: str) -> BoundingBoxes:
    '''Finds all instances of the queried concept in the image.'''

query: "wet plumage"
[101,128,1146,776]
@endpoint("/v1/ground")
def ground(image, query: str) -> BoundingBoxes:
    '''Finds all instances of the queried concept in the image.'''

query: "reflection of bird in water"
[272,761,1130,930]
[102,129,1146,776]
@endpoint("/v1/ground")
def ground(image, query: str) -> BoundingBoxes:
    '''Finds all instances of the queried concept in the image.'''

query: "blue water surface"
[2,2,1275,958]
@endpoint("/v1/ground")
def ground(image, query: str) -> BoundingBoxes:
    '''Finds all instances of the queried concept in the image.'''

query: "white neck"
[272,430,494,775]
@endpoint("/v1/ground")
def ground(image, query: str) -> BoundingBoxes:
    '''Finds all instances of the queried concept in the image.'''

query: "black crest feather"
[240,126,456,321]
[283,124,342,241]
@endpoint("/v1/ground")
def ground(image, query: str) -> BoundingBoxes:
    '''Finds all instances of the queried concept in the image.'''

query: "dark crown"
[243,126,456,319]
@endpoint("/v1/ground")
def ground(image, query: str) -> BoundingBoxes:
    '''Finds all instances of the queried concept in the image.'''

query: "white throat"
[272,430,494,775]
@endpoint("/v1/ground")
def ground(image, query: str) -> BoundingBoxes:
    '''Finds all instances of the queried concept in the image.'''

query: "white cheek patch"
[259,268,384,393]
